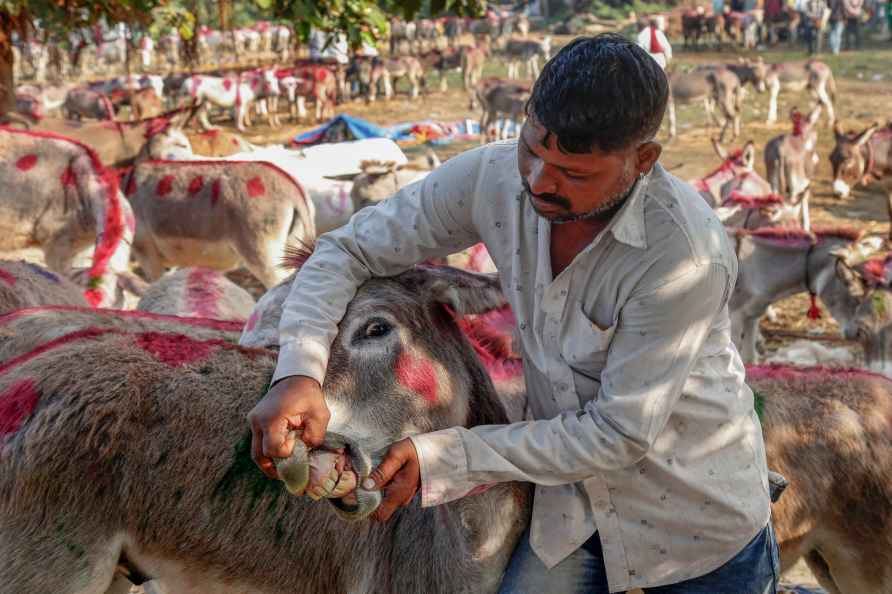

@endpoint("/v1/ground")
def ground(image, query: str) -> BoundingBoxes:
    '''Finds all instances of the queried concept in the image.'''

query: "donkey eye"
[357,319,392,341]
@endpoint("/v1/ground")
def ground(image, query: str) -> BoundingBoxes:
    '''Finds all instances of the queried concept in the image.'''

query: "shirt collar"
[606,164,653,250]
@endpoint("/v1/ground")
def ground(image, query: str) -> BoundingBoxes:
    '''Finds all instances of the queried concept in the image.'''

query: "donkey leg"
[802,551,843,594]
[800,191,811,232]
[767,81,780,124]
[814,84,835,127]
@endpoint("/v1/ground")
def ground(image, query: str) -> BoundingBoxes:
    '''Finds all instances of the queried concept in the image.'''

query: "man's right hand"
[248,375,331,480]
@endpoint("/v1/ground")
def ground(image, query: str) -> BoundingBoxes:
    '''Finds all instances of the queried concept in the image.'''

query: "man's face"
[516,119,645,224]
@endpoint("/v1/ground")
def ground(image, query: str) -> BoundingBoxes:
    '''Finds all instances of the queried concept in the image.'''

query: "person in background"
[764,0,784,39]
[636,17,672,70]
[842,0,864,48]
[714,0,726,17]
[829,0,846,53]
[888,0,892,40]
[801,0,829,53]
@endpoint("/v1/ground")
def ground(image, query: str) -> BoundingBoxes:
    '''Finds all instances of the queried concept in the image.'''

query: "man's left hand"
[362,438,421,522]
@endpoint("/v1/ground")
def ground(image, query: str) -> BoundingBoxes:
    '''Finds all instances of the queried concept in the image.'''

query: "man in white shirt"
[636,17,672,69]
[248,35,777,593]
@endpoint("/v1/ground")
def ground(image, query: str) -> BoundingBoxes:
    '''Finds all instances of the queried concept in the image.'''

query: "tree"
[0,0,487,118]
[0,0,169,118]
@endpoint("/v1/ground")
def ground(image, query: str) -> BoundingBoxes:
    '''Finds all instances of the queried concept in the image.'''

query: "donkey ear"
[418,266,506,315]
[855,123,879,148]
[711,137,728,160]
[742,141,756,168]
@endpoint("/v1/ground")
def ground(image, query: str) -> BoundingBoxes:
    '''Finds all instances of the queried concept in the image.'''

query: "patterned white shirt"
[273,140,771,593]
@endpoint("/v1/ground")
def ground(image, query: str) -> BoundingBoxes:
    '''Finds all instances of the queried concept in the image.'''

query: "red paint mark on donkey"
[157,175,175,197]
[185,268,222,319]
[16,154,38,171]
[0,268,16,286]
[246,176,266,198]
[188,176,205,195]
[0,327,114,376]
[395,351,439,404]
[0,379,41,436]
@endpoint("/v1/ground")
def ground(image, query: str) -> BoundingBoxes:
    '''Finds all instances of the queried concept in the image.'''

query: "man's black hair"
[526,34,669,154]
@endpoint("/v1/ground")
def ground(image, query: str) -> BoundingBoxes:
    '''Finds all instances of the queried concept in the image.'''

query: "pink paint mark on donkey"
[60,165,77,187]
[0,305,246,332]
[156,175,175,197]
[185,268,223,319]
[738,225,863,247]
[0,268,16,286]
[188,176,205,196]
[210,178,222,206]
[395,351,439,404]
[723,191,784,209]
[135,332,215,367]
[0,378,41,436]
[746,363,892,384]
[246,176,266,198]
[453,306,523,382]
[245,309,260,332]
[15,154,38,171]
[0,327,114,376]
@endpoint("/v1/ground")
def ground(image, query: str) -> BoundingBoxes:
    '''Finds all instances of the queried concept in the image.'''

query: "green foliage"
[262,0,485,48]
[586,0,672,20]
[0,0,164,33]
[2,0,486,47]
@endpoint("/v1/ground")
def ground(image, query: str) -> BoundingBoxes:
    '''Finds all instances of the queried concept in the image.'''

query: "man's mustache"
[522,181,572,210]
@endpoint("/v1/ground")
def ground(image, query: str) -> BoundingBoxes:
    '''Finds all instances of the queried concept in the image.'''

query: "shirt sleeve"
[411,261,731,507]
[272,147,486,385]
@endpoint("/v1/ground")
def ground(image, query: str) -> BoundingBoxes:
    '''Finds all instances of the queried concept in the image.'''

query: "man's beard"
[524,171,639,224]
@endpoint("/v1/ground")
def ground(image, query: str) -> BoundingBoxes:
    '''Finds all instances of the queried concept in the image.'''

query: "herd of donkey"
[1,8,892,594]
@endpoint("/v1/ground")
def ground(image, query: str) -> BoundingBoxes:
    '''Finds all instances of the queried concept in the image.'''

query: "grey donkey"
[0,264,530,594]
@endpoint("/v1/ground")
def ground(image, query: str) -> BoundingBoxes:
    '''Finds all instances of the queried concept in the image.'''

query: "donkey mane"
[282,240,316,271]
[739,225,863,246]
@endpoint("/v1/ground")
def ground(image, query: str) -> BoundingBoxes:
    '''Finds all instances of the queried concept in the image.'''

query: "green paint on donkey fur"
[213,432,285,512]
[752,390,765,422]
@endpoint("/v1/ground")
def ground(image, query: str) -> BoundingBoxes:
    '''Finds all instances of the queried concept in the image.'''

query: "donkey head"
[712,138,756,171]
[141,126,194,162]
[240,261,510,519]
[830,122,879,198]
[845,252,892,375]
[820,236,883,337]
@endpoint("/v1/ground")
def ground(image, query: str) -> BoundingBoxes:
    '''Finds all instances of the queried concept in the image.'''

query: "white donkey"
[179,69,280,132]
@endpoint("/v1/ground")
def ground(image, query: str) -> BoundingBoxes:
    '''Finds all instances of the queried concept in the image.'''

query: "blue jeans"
[499,523,779,594]
[829,20,844,54]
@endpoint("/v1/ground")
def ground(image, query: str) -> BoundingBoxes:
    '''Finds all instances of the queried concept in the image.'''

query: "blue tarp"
[292,114,408,145]
[292,113,522,146]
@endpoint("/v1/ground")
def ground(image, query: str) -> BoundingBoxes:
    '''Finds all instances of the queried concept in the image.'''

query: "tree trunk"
[0,12,16,119]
